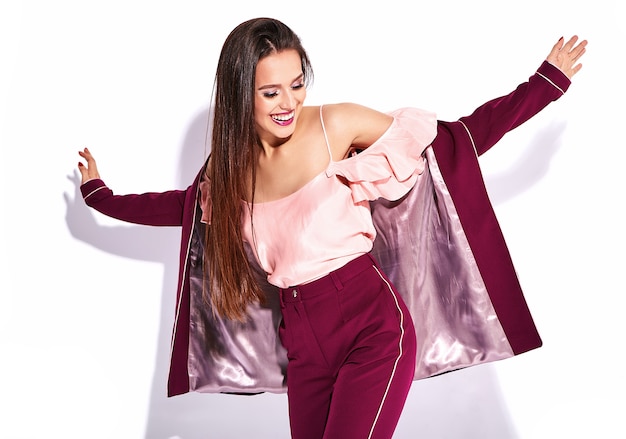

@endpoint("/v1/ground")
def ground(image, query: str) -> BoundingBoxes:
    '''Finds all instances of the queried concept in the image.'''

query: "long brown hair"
[205,18,313,320]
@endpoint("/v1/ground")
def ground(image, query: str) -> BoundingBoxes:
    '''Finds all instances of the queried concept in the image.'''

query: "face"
[254,49,306,147]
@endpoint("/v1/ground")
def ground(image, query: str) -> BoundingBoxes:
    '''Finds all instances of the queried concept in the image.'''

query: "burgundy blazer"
[81,61,571,396]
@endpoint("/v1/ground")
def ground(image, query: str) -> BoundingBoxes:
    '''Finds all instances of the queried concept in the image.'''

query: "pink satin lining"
[186,146,513,393]
[186,107,513,393]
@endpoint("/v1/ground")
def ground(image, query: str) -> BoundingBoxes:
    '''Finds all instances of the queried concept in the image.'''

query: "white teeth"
[272,111,294,122]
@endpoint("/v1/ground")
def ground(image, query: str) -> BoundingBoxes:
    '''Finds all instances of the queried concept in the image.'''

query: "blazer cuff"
[80,178,108,201]
[537,60,571,94]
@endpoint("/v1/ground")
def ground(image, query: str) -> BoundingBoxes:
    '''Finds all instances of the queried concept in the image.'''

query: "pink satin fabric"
[236,107,437,288]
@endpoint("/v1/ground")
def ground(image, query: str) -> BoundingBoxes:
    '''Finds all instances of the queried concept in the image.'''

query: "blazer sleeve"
[80,178,188,227]
[458,61,571,156]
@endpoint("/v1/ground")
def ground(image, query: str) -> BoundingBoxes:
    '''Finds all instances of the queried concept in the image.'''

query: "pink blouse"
[201,106,437,288]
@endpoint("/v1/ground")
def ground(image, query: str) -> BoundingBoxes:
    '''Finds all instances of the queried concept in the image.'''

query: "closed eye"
[258,73,305,98]
[262,82,304,99]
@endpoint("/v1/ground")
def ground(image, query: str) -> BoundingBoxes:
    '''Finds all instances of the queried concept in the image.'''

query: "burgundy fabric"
[431,61,570,354]
[81,61,571,396]
[278,254,416,439]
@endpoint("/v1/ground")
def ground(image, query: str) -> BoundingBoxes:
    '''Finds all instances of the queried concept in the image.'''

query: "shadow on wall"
[64,107,565,439]
[484,120,566,205]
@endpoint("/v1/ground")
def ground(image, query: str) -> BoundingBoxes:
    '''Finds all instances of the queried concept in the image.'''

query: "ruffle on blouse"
[198,107,437,221]
[326,107,437,203]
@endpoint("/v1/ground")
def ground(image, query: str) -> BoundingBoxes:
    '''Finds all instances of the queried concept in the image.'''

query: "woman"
[78,18,586,439]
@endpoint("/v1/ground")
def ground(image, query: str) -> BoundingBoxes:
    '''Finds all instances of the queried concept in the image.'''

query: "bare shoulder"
[319,103,393,149]
[320,102,389,125]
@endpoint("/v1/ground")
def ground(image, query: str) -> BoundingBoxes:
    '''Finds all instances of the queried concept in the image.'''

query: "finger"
[77,162,90,182]
[79,148,98,170]
[561,35,579,53]
[571,46,586,64]
[570,63,583,76]
[78,147,94,161]
[569,40,588,58]
[548,37,564,58]
[77,147,101,179]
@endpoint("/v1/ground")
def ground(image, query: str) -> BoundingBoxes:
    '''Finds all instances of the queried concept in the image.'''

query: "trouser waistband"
[279,253,376,304]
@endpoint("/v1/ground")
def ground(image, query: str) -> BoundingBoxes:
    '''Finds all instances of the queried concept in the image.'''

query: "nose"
[279,89,296,109]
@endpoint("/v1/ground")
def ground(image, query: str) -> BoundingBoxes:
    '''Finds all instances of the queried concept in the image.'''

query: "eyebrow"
[257,73,304,90]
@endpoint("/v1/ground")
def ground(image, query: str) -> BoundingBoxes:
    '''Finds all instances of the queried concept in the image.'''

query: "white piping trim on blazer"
[83,185,107,200]
[537,71,565,95]
[458,119,478,159]
[170,185,200,367]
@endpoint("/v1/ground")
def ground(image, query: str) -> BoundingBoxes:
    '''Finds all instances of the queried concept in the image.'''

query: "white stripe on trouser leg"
[367,265,406,439]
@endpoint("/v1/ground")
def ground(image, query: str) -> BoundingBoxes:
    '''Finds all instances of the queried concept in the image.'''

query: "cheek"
[297,88,307,104]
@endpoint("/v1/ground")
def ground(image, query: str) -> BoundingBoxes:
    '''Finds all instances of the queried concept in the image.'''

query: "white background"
[1,0,624,438]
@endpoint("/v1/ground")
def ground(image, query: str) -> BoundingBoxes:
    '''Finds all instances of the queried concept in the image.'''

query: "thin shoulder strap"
[319,105,333,162]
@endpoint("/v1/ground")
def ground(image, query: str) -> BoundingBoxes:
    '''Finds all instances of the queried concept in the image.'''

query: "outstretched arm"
[76,148,188,227]
[452,35,587,156]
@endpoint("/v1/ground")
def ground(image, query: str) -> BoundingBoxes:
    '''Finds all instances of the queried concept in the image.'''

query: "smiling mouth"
[271,110,295,125]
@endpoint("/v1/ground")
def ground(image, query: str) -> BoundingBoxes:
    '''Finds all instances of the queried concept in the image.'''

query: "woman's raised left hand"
[546,35,587,79]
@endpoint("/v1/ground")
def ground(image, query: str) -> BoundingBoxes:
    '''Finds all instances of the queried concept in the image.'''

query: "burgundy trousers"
[279,253,417,439]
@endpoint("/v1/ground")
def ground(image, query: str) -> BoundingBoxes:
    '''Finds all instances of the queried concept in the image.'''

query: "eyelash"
[263,83,305,98]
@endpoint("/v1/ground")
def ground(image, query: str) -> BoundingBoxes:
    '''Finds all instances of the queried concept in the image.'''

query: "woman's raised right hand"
[77,147,101,184]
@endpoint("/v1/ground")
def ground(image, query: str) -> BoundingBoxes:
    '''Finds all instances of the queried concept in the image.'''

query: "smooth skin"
[78,36,587,200]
